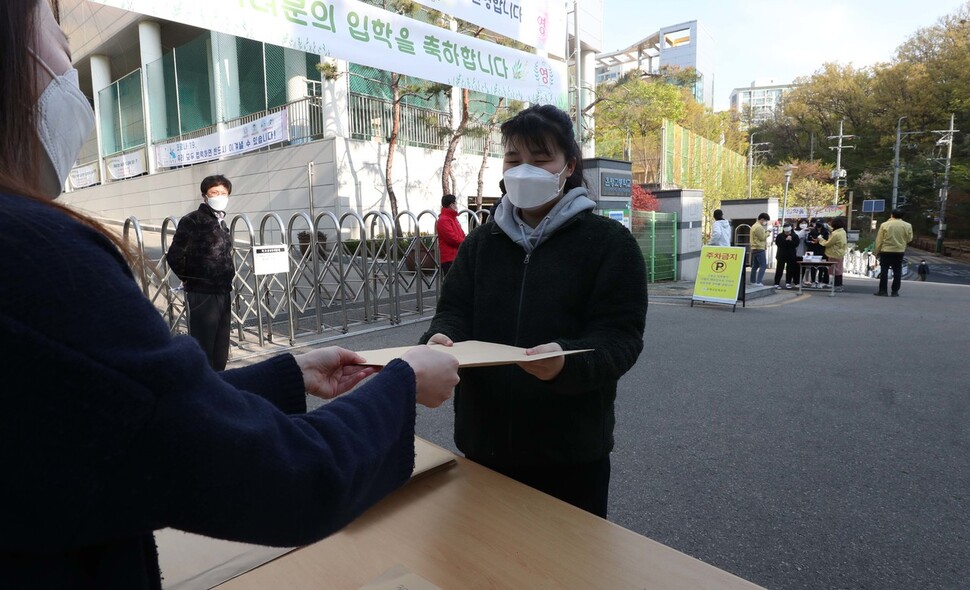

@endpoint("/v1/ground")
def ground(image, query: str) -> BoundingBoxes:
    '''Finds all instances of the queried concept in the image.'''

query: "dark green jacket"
[421,211,647,465]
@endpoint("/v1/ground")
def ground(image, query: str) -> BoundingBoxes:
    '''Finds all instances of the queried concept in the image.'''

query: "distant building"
[595,20,715,107]
[729,79,796,127]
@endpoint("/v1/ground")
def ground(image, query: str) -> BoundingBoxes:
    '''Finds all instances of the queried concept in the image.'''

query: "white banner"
[779,205,847,220]
[69,163,100,189]
[91,0,567,106]
[155,111,289,168]
[414,0,567,58]
[106,149,146,180]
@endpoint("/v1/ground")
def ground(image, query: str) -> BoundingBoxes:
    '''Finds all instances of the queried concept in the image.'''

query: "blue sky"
[601,0,967,111]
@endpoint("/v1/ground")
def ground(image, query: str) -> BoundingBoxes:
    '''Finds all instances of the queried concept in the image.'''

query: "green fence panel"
[631,211,677,283]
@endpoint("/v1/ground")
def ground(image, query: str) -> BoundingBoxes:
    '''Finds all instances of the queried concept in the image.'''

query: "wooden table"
[216,440,763,590]
[797,259,839,297]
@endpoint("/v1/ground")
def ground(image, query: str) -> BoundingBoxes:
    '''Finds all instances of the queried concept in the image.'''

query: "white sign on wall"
[106,149,146,180]
[155,112,289,168]
[69,162,100,189]
[413,0,567,57]
[90,0,567,106]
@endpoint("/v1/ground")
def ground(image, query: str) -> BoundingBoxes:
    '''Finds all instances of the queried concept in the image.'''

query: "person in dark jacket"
[0,3,460,587]
[421,104,648,518]
[805,220,830,288]
[773,222,800,289]
[167,175,236,370]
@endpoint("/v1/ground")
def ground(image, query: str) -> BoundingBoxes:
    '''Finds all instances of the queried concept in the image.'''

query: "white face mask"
[32,51,95,198]
[206,195,229,211]
[799,223,808,229]
[503,163,568,210]
[783,227,792,233]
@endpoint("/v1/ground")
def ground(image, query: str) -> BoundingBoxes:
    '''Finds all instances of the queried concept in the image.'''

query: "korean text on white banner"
[155,112,289,169]
[412,0,567,57]
[106,149,146,180]
[69,163,100,190]
[90,0,567,106]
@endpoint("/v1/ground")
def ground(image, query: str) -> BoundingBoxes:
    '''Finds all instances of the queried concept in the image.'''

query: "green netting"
[632,211,678,282]
[175,34,213,133]
[97,70,145,155]
[348,63,446,110]
[237,36,267,116]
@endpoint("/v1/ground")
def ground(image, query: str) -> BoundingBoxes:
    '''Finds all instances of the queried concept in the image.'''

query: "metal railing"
[121,208,486,351]
[349,94,449,149]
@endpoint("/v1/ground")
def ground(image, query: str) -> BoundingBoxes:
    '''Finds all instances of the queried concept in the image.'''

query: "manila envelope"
[355,340,592,368]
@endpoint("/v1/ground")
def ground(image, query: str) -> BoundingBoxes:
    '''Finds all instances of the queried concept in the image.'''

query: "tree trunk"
[386,73,402,235]
[441,88,470,197]
[477,96,505,210]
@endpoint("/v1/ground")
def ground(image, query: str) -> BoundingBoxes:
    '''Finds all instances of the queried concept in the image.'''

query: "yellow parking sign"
[692,246,746,307]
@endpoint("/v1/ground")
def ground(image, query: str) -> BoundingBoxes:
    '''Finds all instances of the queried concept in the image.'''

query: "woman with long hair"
[0,2,459,587]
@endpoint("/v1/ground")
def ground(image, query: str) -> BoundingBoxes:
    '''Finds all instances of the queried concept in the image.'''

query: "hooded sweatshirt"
[709,219,732,246]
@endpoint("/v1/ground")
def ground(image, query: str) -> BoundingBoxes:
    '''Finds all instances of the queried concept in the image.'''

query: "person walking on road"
[709,209,731,247]
[874,208,914,297]
[750,212,770,286]
[435,193,466,276]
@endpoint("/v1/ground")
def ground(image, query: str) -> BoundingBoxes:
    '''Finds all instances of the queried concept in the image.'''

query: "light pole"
[781,165,794,224]
[891,116,906,211]
[747,132,757,199]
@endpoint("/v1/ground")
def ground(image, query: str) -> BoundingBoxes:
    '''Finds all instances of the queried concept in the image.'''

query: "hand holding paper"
[518,342,566,381]
[355,340,591,369]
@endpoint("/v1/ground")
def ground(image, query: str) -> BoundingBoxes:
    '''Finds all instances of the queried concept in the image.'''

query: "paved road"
[295,273,969,590]
[907,247,970,286]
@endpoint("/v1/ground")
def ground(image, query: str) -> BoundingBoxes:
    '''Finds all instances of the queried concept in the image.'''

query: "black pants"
[774,257,797,285]
[186,291,231,370]
[471,455,611,518]
[879,252,904,294]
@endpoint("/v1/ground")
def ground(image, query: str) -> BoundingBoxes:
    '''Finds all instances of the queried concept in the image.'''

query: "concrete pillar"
[138,20,162,173]
[581,49,597,157]
[321,58,349,138]
[285,47,310,143]
[210,31,242,124]
[90,54,112,183]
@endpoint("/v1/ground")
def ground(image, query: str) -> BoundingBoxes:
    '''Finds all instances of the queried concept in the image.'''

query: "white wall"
[61,137,504,236]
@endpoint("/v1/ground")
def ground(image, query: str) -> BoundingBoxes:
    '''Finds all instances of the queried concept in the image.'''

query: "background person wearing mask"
[817,216,848,292]
[709,208,731,246]
[874,208,914,296]
[806,220,830,288]
[435,193,466,276]
[773,222,800,289]
[0,2,460,587]
[168,175,236,370]
[420,104,647,518]
[750,212,770,286]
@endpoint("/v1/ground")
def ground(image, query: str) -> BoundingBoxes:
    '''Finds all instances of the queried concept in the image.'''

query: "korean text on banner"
[693,246,746,305]
[90,0,568,106]
[411,0,567,57]
[155,111,288,168]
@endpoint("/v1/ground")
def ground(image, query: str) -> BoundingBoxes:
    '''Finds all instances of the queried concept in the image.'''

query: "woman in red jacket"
[436,193,466,275]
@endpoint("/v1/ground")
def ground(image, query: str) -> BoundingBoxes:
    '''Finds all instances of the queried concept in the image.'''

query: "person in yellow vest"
[873,208,914,297]
[749,212,770,286]
[817,217,848,292]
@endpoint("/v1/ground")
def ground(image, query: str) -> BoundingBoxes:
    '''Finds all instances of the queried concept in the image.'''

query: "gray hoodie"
[493,187,596,255]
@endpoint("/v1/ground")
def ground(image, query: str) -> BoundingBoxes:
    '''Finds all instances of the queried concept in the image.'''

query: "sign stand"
[690,246,747,312]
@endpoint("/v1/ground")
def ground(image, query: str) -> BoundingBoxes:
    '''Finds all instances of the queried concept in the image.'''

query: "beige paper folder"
[356,340,591,368]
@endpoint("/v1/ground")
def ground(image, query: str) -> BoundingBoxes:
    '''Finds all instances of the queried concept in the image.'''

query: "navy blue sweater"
[0,193,417,588]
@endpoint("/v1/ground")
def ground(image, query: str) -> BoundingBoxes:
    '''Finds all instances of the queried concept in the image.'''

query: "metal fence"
[121,209,666,353]
[121,209,491,350]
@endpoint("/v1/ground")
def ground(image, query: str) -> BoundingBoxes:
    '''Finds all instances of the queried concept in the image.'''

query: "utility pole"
[828,119,855,205]
[891,116,905,211]
[747,132,771,199]
[933,113,959,254]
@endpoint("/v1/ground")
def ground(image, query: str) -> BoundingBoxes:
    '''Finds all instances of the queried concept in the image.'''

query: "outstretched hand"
[517,342,565,381]
[294,347,378,400]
